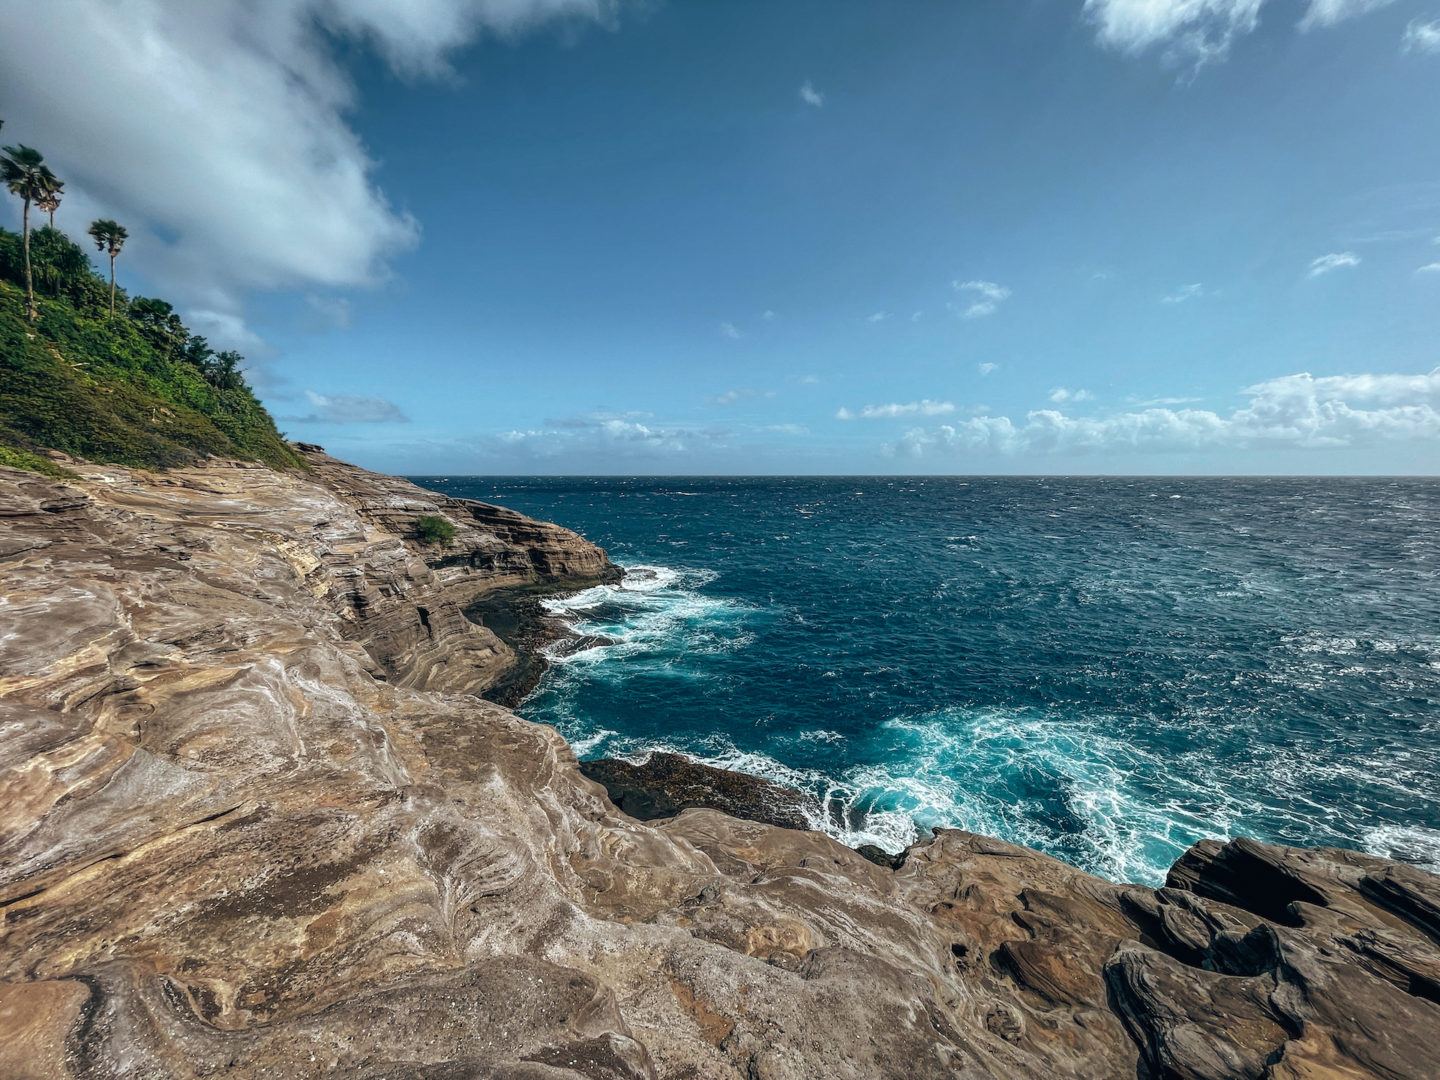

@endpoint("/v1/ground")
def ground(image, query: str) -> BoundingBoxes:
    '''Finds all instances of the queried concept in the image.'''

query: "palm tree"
[88,219,128,320]
[36,179,62,227]
[2,144,60,320]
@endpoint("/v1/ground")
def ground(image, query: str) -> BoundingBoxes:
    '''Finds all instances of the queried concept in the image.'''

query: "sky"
[2,0,1439,474]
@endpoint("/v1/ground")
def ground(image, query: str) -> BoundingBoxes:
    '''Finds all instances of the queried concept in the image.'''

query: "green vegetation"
[0,229,302,471]
[413,515,458,546]
[0,125,300,473]
[0,443,76,479]
[2,142,61,320]
[87,219,127,319]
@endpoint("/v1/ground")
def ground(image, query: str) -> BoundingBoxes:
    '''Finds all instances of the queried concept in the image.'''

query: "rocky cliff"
[2,452,1438,1080]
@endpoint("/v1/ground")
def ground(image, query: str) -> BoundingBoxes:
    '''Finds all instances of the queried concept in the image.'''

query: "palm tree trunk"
[108,253,116,320]
[21,198,35,321]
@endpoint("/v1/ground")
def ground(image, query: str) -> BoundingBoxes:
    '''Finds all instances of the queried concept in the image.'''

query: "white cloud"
[799,80,825,107]
[1299,0,1398,30]
[1307,251,1362,278]
[710,388,774,405]
[951,280,1012,319]
[1409,18,1440,51]
[719,321,743,339]
[1083,0,1263,63]
[1085,0,1397,65]
[867,311,890,323]
[837,400,956,420]
[1128,395,1203,406]
[1162,282,1206,303]
[504,410,723,457]
[890,368,1440,457]
[1418,263,1440,273]
[761,309,777,321]
[1049,387,1094,403]
[798,374,821,385]
[286,390,409,424]
[978,362,999,376]
[0,0,620,349]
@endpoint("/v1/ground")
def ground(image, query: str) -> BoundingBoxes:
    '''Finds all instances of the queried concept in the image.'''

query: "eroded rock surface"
[2,455,1438,1079]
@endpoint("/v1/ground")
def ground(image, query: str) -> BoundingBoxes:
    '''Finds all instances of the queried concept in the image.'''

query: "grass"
[0,442,76,478]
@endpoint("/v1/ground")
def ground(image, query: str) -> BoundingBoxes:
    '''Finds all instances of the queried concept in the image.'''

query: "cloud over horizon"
[888,368,1440,458]
[837,400,956,420]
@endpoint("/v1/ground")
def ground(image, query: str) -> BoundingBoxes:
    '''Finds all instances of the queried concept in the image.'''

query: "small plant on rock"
[413,514,457,546]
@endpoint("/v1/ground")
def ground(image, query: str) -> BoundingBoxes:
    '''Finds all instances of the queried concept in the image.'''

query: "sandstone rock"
[2,455,1438,1079]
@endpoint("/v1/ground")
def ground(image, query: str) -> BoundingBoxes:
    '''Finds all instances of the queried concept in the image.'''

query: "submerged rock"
[1,452,1438,1079]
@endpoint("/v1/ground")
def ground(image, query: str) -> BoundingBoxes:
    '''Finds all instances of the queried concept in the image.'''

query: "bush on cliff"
[0,226,301,471]
[413,514,458,546]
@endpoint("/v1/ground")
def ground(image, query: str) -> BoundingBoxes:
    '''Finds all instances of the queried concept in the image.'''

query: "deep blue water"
[415,475,1440,885]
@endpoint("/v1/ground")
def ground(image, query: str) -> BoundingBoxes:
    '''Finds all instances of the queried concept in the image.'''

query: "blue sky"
[4,0,1440,473]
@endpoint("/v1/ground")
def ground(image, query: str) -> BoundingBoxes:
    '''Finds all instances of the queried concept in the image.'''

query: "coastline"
[2,449,1438,1079]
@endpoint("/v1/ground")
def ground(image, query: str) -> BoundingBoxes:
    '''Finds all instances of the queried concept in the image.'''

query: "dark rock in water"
[545,633,617,658]
[580,752,819,831]
[856,843,907,870]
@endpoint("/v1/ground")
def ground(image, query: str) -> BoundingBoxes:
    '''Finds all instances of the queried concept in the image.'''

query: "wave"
[537,563,753,670]
[527,559,1440,887]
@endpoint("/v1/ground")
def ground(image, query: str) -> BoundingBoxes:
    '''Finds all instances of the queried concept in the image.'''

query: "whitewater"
[417,475,1440,886]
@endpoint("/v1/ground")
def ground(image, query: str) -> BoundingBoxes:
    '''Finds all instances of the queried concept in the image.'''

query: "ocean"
[414,475,1440,886]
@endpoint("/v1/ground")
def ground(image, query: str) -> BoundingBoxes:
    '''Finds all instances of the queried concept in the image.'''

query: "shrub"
[413,514,457,546]
[0,443,76,478]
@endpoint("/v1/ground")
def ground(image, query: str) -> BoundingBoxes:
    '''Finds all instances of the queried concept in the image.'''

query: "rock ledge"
[1,453,1437,1079]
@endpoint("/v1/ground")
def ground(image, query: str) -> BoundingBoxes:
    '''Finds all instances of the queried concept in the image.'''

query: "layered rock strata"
[2,454,1438,1080]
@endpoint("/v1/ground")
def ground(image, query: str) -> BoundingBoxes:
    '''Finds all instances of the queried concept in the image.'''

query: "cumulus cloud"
[889,368,1440,457]
[1404,17,1440,51]
[951,280,1012,319]
[1307,251,1362,277]
[1418,262,1440,273]
[0,0,622,348]
[867,311,890,323]
[978,362,999,376]
[836,400,956,420]
[799,81,825,107]
[1048,387,1094,403]
[719,321,743,339]
[1084,0,1397,65]
[1163,283,1206,303]
[287,390,409,423]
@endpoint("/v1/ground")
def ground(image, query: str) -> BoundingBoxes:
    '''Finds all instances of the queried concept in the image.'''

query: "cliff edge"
[2,453,1438,1080]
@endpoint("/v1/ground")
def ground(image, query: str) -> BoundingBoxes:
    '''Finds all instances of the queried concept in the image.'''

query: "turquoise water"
[416,476,1440,886]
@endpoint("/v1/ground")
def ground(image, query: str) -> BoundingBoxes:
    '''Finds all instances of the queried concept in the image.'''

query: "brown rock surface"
[2,453,1438,1079]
